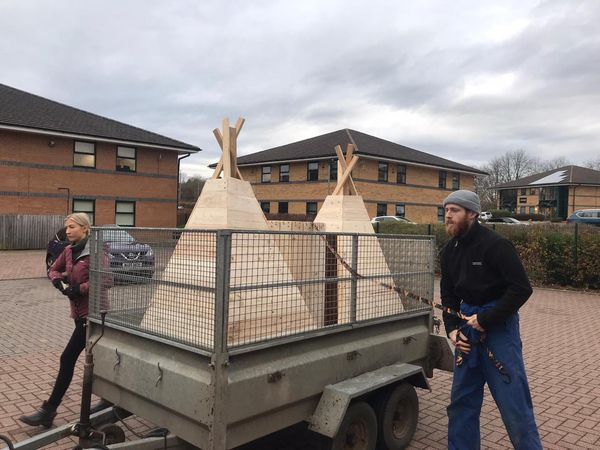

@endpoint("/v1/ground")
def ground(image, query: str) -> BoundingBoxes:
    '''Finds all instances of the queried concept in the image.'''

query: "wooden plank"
[332,155,359,196]
[222,118,232,178]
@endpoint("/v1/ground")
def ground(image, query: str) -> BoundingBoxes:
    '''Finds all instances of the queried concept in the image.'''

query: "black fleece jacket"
[440,221,533,334]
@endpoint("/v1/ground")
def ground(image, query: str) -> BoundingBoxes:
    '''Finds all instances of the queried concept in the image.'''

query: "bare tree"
[533,156,571,173]
[584,156,600,171]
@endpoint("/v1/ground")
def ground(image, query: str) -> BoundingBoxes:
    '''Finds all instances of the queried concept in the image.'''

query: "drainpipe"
[177,153,191,210]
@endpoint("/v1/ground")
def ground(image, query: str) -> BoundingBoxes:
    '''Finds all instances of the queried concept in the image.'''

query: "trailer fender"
[425,333,455,377]
[308,362,428,438]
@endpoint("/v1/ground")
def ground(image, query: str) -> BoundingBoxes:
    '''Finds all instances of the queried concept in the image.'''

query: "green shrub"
[376,221,600,290]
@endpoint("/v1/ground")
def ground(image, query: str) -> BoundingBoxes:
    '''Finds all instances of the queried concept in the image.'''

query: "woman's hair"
[65,212,91,235]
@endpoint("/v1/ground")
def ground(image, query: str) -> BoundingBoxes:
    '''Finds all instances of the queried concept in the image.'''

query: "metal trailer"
[3,228,454,450]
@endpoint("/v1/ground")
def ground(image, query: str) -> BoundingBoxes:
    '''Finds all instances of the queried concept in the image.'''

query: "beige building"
[495,165,600,219]
[0,84,199,227]
[230,129,486,224]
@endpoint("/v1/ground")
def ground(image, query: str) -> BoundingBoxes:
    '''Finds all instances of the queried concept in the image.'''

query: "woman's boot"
[19,401,57,428]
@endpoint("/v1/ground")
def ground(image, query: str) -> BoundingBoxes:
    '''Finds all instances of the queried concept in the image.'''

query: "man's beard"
[445,215,472,238]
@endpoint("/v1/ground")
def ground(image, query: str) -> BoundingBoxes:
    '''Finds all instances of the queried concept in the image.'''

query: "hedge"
[374,221,600,290]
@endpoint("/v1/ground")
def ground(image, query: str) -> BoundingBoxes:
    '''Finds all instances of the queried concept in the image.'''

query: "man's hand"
[465,314,485,332]
[448,329,471,354]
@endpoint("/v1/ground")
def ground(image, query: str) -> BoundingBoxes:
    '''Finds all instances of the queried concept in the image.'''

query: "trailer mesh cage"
[89,227,434,353]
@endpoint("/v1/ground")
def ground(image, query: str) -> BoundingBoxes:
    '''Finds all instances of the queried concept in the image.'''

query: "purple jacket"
[49,240,90,319]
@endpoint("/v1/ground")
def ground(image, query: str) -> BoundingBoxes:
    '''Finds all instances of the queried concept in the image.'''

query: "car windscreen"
[99,229,136,243]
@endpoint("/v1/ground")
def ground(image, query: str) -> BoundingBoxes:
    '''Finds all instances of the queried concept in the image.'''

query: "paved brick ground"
[0,251,599,449]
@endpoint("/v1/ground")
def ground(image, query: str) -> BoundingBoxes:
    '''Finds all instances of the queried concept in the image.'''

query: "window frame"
[73,141,96,169]
[72,198,96,225]
[260,201,270,213]
[395,203,406,218]
[396,164,406,184]
[261,165,271,183]
[452,172,460,190]
[329,160,338,181]
[115,200,136,226]
[378,161,388,183]
[307,161,319,181]
[437,207,445,223]
[306,201,317,215]
[278,201,289,214]
[376,203,387,216]
[279,164,290,183]
[438,170,447,189]
[116,146,137,172]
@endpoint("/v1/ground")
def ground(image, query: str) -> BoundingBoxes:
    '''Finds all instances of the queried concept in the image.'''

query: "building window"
[260,201,270,213]
[439,171,447,189]
[73,199,95,225]
[261,165,271,183]
[397,164,406,184]
[395,204,405,217]
[520,207,526,214]
[279,164,289,182]
[437,207,445,223]
[329,160,338,181]
[519,197,527,204]
[452,173,460,190]
[116,146,136,172]
[520,188,527,195]
[278,202,288,214]
[376,203,387,216]
[529,207,536,214]
[115,201,135,226]
[378,162,388,182]
[74,141,96,168]
[306,202,317,215]
[307,161,319,181]
[529,188,537,195]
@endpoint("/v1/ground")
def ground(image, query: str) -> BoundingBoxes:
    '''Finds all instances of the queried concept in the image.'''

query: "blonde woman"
[20,213,92,428]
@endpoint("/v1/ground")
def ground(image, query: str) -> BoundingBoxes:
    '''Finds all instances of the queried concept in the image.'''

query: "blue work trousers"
[447,307,542,450]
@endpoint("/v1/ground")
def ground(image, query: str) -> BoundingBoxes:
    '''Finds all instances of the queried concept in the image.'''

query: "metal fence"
[89,228,435,353]
[0,214,64,250]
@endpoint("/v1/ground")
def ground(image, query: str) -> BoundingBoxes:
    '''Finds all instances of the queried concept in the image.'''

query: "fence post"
[427,224,432,235]
[350,234,359,324]
[573,223,579,268]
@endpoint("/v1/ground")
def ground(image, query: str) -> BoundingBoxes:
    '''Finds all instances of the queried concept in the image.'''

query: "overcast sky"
[2,0,599,178]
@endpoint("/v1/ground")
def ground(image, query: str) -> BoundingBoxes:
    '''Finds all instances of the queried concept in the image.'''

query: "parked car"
[486,217,528,225]
[46,226,155,281]
[479,211,493,221]
[371,216,416,224]
[566,209,600,226]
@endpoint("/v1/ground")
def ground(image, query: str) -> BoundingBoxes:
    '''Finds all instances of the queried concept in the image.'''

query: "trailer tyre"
[331,401,377,450]
[96,423,126,445]
[374,382,418,449]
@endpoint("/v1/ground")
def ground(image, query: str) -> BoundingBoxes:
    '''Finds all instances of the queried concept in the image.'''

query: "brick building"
[494,165,600,219]
[231,129,486,223]
[0,84,199,227]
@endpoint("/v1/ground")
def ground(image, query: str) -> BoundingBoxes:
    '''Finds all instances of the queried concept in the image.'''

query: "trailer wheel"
[96,423,126,445]
[374,383,418,449]
[331,401,377,450]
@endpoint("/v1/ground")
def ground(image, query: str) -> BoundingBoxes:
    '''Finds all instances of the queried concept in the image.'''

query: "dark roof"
[0,83,199,152]
[494,165,600,189]
[228,129,486,174]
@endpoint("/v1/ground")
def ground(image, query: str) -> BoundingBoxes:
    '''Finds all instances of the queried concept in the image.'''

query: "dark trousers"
[447,312,542,450]
[47,319,86,409]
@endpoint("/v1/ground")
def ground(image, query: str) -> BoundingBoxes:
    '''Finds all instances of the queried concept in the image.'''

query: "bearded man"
[440,190,542,450]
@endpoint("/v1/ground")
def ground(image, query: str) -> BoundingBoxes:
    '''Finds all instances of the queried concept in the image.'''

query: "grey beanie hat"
[442,190,481,214]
